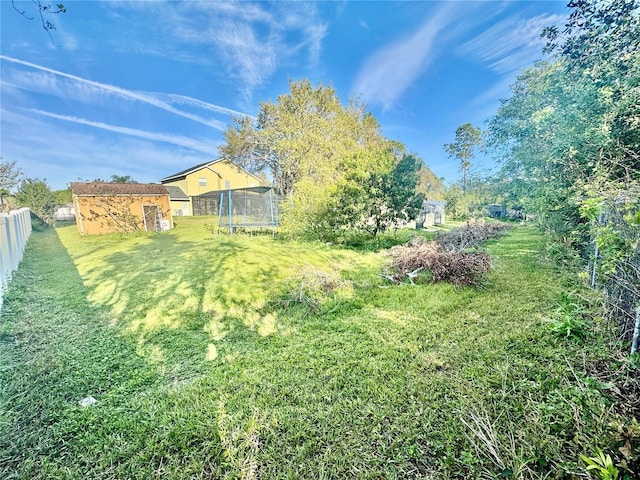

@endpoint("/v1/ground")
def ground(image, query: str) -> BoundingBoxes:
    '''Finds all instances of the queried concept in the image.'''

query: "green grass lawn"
[0,218,618,479]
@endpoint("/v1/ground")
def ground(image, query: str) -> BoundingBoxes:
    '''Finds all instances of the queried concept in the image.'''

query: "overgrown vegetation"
[442,9,640,472]
[220,80,427,239]
[0,218,631,479]
[484,0,640,344]
[15,177,56,225]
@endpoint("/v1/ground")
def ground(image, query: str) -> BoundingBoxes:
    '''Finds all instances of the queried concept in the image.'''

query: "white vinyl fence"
[0,208,32,310]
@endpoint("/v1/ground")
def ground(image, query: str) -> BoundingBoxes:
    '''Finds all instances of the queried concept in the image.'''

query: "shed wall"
[74,194,172,235]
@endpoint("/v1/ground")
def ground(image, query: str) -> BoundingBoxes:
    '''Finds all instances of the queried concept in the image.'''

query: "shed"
[487,204,507,219]
[71,182,172,235]
[416,200,446,228]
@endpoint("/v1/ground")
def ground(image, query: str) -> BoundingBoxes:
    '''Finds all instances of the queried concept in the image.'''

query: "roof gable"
[71,182,169,196]
[160,159,223,183]
[160,158,261,184]
[164,185,189,201]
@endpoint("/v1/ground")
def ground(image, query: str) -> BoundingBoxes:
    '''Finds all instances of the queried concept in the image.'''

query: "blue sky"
[1,1,568,191]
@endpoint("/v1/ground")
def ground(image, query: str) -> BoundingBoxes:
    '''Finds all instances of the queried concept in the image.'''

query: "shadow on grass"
[1,221,261,479]
[0,227,165,477]
[55,224,341,379]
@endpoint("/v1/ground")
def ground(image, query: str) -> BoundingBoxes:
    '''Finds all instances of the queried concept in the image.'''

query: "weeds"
[546,311,591,339]
[280,265,353,314]
[545,296,592,340]
[581,448,620,480]
[0,220,622,479]
[459,407,532,479]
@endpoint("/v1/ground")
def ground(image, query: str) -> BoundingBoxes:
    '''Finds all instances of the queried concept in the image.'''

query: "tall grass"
[0,218,619,479]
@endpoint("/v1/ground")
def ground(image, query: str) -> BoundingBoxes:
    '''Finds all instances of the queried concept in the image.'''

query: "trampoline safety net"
[192,186,283,231]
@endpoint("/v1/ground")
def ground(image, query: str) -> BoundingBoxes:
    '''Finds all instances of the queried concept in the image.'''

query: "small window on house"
[225,180,231,189]
[198,177,207,187]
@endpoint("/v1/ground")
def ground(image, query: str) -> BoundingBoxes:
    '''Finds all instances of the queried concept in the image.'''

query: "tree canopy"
[220,79,430,238]
[0,159,22,193]
[15,178,57,225]
[220,79,386,197]
[444,123,482,193]
[0,159,23,212]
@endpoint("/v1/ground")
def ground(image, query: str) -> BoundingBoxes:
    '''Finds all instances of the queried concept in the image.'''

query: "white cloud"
[29,109,218,154]
[130,1,328,103]
[0,55,235,131]
[459,12,565,124]
[145,93,250,118]
[352,4,458,111]
[1,109,213,189]
[458,13,564,75]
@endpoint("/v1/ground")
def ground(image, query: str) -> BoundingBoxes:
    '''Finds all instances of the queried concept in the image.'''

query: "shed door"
[142,205,161,232]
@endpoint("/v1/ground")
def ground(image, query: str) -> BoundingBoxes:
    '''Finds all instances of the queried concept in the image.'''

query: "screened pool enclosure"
[193,186,283,233]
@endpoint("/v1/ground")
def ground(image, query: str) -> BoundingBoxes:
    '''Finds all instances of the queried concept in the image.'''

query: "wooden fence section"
[0,208,32,310]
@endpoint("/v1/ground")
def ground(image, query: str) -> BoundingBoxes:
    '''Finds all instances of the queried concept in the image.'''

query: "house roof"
[196,185,276,197]
[71,182,169,196]
[160,159,223,183]
[160,158,262,184]
[164,185,190,201]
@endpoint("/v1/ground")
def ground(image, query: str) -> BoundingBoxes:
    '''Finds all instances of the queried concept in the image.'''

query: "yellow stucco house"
[160,159,263,216]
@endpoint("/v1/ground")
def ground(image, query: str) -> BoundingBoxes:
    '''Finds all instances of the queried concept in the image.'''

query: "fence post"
[0,214,8,302]
[0,208,32,312]
[590,212,606,289]
[632,306,640,356]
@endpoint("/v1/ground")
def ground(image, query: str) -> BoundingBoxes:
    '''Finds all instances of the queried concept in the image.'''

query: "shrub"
[280,265,353,314]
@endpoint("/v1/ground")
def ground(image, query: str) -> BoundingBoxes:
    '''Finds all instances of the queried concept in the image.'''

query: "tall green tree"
[220,79,403,237]
[53,188,72,205]
[90,175,138,183]
[444,123,482,193]
[0,159,22,212]
[415,166,445,200]
[220,79,385,197]
[109,175,138,183]
[326,152,424,237]
[15,178,57,225]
